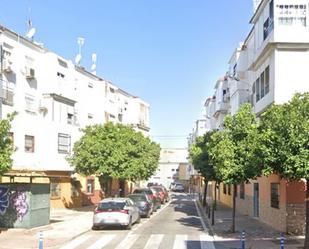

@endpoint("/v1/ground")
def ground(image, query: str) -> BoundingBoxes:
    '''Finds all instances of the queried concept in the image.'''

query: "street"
[59,193,215,249]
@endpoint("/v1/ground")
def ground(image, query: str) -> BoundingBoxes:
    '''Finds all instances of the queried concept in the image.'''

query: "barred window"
[25,135,34,153]
[271,183,280,208]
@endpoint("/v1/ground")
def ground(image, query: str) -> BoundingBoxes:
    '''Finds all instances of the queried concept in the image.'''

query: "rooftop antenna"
[75,37,84,65]
[25,7,36,41]
[91,53,97,75]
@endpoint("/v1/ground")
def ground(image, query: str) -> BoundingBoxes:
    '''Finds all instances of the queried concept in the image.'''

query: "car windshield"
[97,201,126,211]
[128,195,147,202]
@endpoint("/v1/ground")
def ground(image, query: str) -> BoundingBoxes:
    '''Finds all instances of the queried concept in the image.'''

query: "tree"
[0,113,16,176]
[189,131,220,207]
[259,92,309,248]
[210,104,262,232]
[68,122,161,191]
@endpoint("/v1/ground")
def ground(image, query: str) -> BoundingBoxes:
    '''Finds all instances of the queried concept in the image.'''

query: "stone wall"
[286,203,305,235]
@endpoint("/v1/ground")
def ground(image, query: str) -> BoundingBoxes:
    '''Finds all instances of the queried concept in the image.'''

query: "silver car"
[93,198,140,230]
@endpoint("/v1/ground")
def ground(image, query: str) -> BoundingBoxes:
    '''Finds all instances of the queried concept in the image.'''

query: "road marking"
[59,234,91,249]
[114,233,139,249]
[194,200,216,249]
[86,234,116,249]
[194,199,208,231]
[200,234,216,249]
[172,234,188,249]
[143,234,164,249]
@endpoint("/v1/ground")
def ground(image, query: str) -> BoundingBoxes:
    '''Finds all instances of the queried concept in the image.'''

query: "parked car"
[152,185,170,203]
[132,188,161,211]
[127,194,153,218]
[171,183,185,192]
[92,198,140,230]
[150,186,169,204]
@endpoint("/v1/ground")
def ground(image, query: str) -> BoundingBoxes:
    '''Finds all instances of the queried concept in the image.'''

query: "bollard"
[240,230,245,249]
[38,231,43,249]
[280,233,285,249]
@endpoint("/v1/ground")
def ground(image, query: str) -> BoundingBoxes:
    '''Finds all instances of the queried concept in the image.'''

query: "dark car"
[128,194,153,218]
[132,188,161,211]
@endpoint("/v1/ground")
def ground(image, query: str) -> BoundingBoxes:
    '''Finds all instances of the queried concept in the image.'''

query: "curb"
[196,199,215,237]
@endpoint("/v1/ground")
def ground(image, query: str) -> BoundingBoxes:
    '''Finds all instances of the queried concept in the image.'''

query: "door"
[253,183,259,217]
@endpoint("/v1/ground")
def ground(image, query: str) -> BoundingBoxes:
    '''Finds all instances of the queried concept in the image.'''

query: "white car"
[93,198,140,230]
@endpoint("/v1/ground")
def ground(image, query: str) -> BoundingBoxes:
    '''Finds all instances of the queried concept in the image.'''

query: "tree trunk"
[203,179,208,207]
[304,179,309,248]
[231,184,236,233]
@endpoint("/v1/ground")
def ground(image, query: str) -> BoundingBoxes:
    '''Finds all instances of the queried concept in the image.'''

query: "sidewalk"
[0,205,95,249]
[198,200,305,249]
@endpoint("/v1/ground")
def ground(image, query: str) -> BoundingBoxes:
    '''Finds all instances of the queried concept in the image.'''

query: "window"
[25,94,36,113]
[86,178,94,194]
[2,88,14,106]
[255,78,260,102]
[51,179,61,198]
[67,113,74,124]
[265,66,270,95]
[271,183,280,208]
[277,4,307,27]
[58,58,68,68]
[25,135,34,153]
[255,66,270,103]
[240,183,245,199]
[260,71,265,98]
[118,113,123,122]
[172,169,175,171]
[88,113,93,119]
[58,133,71,154]
[57,72,65,79]
[88,82,93,88]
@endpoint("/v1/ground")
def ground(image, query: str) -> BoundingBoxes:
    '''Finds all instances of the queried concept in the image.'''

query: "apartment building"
[199,0,309,234]
[0,24,150,209]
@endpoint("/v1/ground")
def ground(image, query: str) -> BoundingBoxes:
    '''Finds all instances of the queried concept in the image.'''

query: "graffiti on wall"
[10,187,28,222]
[0,186,9,215]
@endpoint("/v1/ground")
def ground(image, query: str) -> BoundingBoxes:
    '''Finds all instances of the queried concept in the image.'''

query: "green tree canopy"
[189,130,218,181]
[211,104,262,184]
[209,104,261,232]
[259,92,309,248]
[259,92,309,180]
[0,113,15,176]
[68,122,161,182]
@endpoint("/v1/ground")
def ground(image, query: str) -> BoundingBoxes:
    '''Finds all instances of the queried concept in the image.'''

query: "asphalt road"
[59,193,215,249]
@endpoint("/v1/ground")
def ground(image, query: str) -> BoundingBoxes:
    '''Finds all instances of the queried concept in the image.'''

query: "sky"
[0,0,253,148]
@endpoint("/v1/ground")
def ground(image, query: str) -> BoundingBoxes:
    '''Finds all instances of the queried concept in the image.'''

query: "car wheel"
[126,217,132,230]
[92,225,99,230]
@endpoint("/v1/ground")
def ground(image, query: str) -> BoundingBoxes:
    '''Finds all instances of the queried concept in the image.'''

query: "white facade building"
[147,148,189,189]
[0,24,150,184]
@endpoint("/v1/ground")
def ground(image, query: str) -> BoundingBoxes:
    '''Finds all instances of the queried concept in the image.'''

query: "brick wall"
[286,203,305,235]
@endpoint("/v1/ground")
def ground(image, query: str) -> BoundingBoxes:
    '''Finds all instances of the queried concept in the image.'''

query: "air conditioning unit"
[2,59,12,73]
[25,67,35,79]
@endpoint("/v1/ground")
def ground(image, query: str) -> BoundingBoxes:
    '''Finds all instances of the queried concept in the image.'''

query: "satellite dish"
[91,53,97,63]
[26,27,36,39]
[91,64,96,71]
[75,54,82,65]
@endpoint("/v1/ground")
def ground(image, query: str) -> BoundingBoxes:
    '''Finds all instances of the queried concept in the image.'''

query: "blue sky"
[0,0,253,148]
